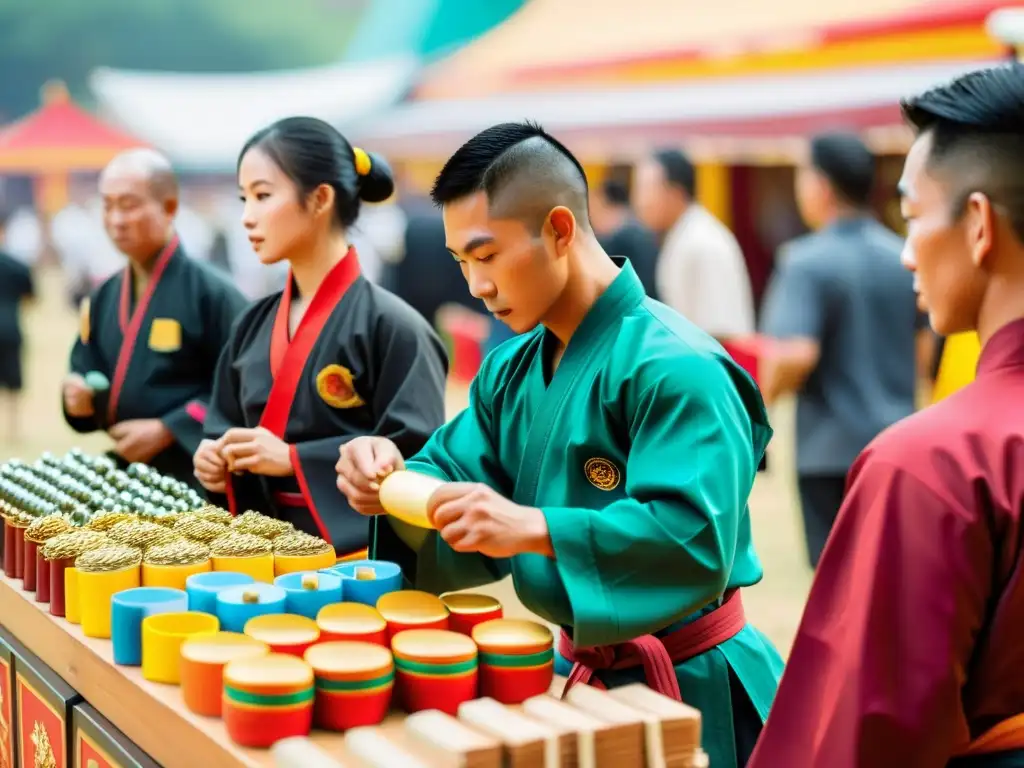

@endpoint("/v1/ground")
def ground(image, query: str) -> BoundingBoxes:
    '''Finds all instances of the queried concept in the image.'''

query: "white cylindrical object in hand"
[378,471,445,529]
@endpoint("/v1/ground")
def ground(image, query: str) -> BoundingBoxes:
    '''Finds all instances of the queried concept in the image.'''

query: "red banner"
[0,658,12,768]
[75,732,115,768]
[16,677,64,768]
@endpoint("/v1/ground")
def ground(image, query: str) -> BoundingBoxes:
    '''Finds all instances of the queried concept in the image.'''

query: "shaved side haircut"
[101,148,180,203]
[431,121,591,234]
[901,63,1024,242]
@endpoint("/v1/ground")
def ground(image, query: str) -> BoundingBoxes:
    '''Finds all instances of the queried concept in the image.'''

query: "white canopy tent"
[350,59,997,161]
[89,57,418,172]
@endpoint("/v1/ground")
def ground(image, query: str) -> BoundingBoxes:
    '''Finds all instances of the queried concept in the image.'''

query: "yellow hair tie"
[352,147,372,177]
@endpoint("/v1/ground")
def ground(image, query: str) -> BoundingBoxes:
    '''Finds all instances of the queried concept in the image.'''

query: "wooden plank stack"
[271,679,708,768]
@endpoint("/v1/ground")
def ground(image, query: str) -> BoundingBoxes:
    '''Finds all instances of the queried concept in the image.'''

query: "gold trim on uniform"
[584,457,620,491]
[316,364,365,409]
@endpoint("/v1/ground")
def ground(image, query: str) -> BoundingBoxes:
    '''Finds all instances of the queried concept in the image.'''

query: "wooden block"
[403,709,503,768]
[10,634,82,768]
[345,726,440,768]
[607,684,702,767]
[561,684,645,768]
[271,737,349,768]
[522,694,621,768]
[0,628,17,768]
[72,703,160,768]
[458,697,559,768]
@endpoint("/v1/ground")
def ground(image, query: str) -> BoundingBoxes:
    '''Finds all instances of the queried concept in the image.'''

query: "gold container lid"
[316,603,387,635]
[440,592,502,615]
[391,629,477,664]
[376,590,449,625]
[244,614,320,647]
[181,632,270,665]
[471,619,553,655]
[223,653,314,693]
[305,641,393,680]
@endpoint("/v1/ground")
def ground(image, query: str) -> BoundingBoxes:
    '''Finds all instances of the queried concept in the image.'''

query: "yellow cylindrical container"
[142,611,221,684]
[142,540,212,590]
[76,545,144,639]
[273,532,336,576]
[43,529,108,620]
[210,532,275,583]
[64,567,82,624]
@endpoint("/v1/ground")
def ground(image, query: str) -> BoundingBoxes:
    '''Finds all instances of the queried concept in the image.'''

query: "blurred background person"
[633,148,755,342]
[759,132,926,568]
[590,176,659,297]
[0,209,35,442]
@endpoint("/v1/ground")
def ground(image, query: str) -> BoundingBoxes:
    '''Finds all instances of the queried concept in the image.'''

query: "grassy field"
[2,267,812,655]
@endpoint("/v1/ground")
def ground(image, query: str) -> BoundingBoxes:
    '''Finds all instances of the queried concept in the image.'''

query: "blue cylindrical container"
[186,571,255,615]
[273,571,343,619]
[111,587,189,666]
[216,583,287,633]
[324,560,402,607]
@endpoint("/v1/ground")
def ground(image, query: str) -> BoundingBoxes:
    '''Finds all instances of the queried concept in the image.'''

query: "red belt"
[273,491,306,508]
[559,588,746,702]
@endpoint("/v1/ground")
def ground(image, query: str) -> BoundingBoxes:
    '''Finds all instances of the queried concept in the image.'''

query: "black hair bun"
[358,150,395,204]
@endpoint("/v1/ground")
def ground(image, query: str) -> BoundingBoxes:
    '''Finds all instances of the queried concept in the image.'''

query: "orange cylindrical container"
[376,591,449,642]
[244,614,320,657]
[316,603,388,646]
[440,592,503,636]
[180,632,270,717]
[222,654,315,748]
[391,629,478,715]
[305,642,394,731]
[472,619,555,705]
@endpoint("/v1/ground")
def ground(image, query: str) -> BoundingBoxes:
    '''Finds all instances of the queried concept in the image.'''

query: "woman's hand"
[193,438,227,493]
[219,427,294,477]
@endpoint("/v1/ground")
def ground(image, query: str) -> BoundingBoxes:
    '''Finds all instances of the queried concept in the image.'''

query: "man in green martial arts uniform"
[336,121,783,768]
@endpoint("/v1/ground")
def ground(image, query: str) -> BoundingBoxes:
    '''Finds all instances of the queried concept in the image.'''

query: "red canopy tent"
[0,80,146,214]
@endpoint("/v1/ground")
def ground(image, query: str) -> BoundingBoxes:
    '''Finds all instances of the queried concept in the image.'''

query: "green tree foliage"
[0,0,367,120]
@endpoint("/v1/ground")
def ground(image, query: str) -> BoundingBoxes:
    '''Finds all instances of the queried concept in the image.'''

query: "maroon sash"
[559,588,746,702]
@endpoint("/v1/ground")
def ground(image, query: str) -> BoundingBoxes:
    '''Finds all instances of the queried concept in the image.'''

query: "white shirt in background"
[655,204,755,338]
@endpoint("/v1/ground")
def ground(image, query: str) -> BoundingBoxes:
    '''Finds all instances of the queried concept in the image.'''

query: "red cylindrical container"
[222,702,314,748]
[49,556,74,617]
[305,642,394,731]
[11,524,25,580]
[376,591,449,643]
[396,670,478,715]
[2,520,14,578]
[440,592,503,636]
[479,661,555,704]
[35,551,50,603]
[23,539,38,592]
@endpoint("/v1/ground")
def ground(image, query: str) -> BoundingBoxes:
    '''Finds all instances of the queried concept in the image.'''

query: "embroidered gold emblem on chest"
[584,457,621,491]
[316,364,365,409]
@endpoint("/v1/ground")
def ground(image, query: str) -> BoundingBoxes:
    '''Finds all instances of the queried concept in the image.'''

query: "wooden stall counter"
[0,572,402,768]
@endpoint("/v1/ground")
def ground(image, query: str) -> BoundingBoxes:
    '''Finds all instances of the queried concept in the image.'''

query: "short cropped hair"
[430,121,591,233]
[651,149,696,199]
[901,63,1024,242]
[808,132,876,207]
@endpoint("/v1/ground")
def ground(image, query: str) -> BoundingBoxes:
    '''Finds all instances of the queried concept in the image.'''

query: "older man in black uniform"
[62,149,249,485]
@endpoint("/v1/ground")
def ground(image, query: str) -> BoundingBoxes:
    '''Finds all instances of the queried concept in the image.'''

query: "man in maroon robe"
[748,63,1024,768]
